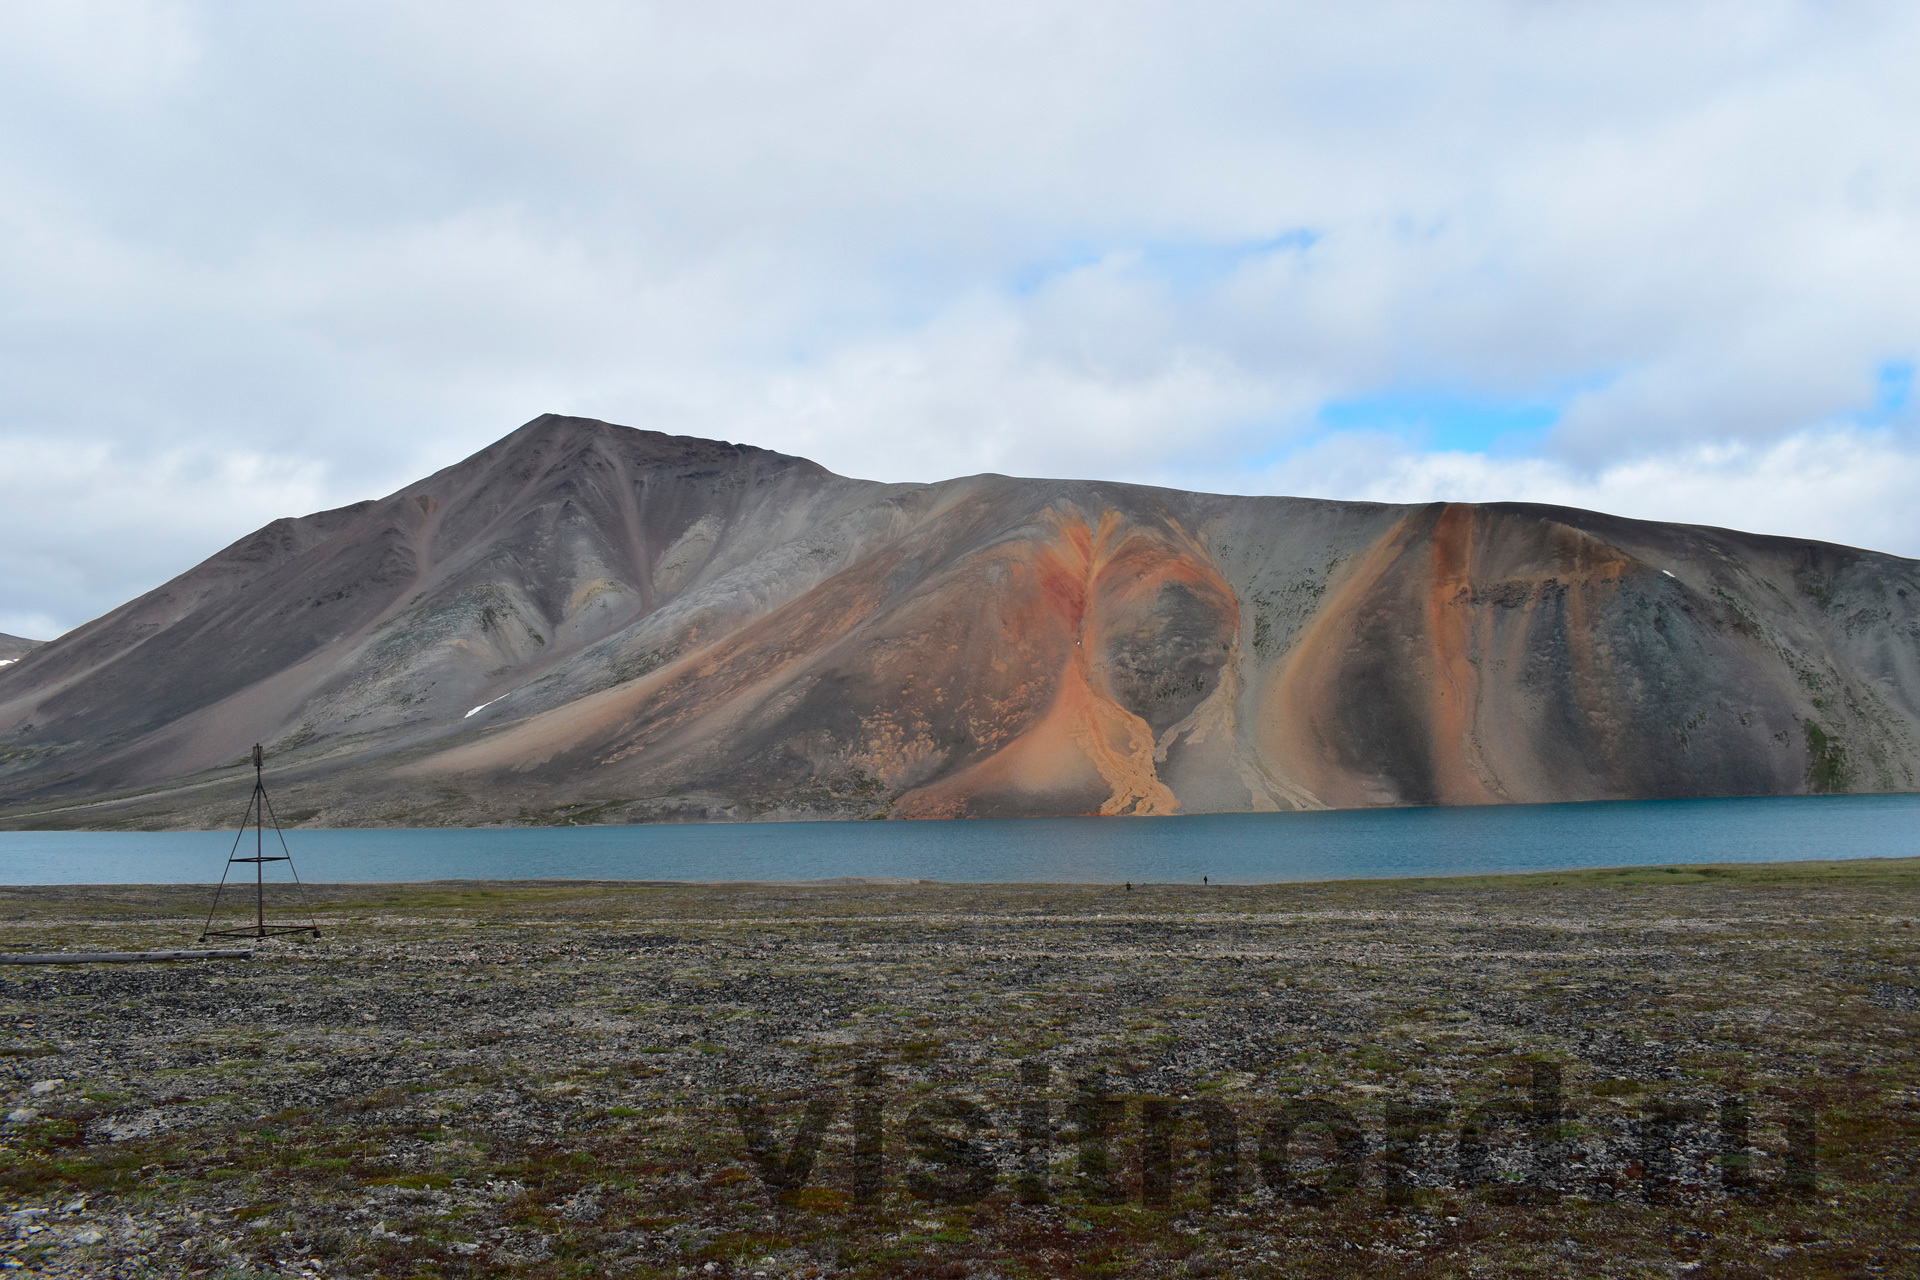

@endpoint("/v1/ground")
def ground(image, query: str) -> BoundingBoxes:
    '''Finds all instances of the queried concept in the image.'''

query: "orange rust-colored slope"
[1463,518,1641,796]
[1035,510,1179,816]
[1259,504,1665,807]
[1424,504,1501,803]
[1257,504,1500,806]
[1259,510,1417,806]
[896,508,1233,817]
[423,497,1240,818]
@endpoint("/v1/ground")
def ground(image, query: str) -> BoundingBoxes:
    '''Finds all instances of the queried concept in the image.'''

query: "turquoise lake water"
[1,793,1917,884]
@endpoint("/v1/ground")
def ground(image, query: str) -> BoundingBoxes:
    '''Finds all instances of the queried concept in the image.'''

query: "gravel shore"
[2,862,1916,1278]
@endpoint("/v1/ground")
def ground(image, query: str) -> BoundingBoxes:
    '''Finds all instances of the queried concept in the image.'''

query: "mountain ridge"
[2,413,1916,828]
[0,634,42,664]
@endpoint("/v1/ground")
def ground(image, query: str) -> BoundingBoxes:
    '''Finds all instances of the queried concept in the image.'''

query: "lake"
[1,793,1917,884]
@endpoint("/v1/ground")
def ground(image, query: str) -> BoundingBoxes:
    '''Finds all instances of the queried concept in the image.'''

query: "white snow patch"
[1661,570,1676,578]
[464,695,505,719]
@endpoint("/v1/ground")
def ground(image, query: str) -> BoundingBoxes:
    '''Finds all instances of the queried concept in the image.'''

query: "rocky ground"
[0,861,1916,1278]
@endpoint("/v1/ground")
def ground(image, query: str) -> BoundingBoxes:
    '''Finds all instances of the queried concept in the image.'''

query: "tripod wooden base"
[201,924,320,939]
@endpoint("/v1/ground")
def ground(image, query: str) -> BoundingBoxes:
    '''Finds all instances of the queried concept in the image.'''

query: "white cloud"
[0,1,200,104]
[1272,425,1920,559]
[0,437,330,638]
[1,1,1917,632]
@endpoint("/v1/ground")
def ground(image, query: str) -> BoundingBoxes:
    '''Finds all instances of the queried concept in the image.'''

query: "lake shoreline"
[5,853,1920,894]
[5,792,1920,886]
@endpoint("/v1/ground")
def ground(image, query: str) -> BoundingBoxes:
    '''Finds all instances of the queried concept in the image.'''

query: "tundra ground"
[2,861,1917,1278]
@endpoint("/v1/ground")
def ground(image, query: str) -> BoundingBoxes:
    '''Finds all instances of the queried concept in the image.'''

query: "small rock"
[28,1079,63,1096]
[6,1108,38,1123]
[72,1228,105,1245]
[558,1192,601,1223]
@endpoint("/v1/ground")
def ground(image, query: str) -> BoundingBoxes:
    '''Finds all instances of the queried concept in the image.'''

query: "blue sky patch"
[1315,390,1564,454]
[1135,230,1319,291]
[1872,360,1914,420]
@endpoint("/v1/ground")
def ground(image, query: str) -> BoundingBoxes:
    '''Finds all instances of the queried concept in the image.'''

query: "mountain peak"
[503,413,831,473]
[1,421,1916,829]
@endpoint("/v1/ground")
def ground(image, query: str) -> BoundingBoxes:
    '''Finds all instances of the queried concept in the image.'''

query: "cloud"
[2,0,200,104]
[1,1,1917,633]
[1271,424,1920,560]
[0,436,330,639]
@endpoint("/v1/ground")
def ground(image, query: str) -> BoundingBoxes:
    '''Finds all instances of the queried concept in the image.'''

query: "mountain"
[2,414,1917,829]
[0,634,43,663]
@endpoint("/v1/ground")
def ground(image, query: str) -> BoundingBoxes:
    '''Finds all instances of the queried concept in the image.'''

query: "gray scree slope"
[0,414,1915,829]
[0,635,42,663]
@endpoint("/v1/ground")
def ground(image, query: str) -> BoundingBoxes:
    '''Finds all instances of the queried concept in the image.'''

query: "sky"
[3,1,1918,639]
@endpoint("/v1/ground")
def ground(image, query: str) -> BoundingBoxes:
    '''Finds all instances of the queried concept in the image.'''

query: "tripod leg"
[260,784,322,937]
[199,787,257,940]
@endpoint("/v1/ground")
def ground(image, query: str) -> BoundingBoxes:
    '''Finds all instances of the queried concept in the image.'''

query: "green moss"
[1795,566,1837,610]
[1710,586,1762,637]
[615,645,681,683]
[1805,719,1850,792]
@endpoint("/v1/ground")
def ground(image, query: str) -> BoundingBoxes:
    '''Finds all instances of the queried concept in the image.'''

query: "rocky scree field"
[0,863,1917,1278]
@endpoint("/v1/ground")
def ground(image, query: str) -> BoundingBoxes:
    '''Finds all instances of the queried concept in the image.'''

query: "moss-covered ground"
[1,859,1917,1277]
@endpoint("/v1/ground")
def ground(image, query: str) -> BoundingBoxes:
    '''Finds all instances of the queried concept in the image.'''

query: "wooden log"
[0,950,253,965]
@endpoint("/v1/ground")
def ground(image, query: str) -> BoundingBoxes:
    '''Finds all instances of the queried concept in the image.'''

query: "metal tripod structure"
[200,743,320,941]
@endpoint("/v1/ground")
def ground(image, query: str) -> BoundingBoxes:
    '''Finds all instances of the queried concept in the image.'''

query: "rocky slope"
[0,414,1916,828]
[0,634,42,663]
